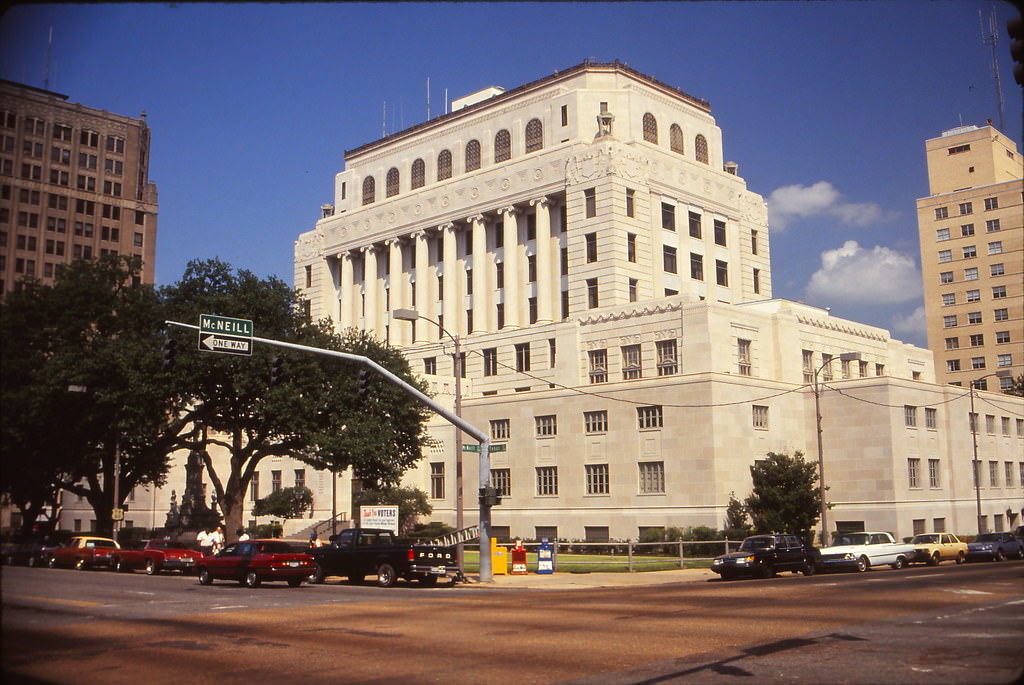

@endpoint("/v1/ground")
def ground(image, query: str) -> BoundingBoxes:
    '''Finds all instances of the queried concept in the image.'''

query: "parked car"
[966,532,1024,562]
[195,539,314,587]
[910,532,967,565]
[711,534,818,580]
[307,527,458,587]
[110,538,203,574]
[46,536,120,570]
[819,531,916,572]
[2,539,49,567]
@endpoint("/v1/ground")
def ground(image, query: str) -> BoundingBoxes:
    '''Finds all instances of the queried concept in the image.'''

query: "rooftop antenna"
[43,25,52,90]
[382,101,387,137]
[979,7,1005,131]
[426,77,430,120]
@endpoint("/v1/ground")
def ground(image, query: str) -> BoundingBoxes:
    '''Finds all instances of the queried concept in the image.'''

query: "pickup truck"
[46,536,119,570]
[109,538,203,575]
[307,528,458,587]
[818,531,916,572]
[910,532,968,565]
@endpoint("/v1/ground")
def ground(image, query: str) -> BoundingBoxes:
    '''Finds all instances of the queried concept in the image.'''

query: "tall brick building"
[0,80,158,293]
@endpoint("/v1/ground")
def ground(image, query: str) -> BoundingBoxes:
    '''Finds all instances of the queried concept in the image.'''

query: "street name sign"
[462,443,506,452]
[198,314,253,356]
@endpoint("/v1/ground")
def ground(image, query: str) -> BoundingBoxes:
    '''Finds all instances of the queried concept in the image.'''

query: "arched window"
[670,124,684,154]
[386,167,400,198]
[494,129,511,163]
[525,118,543,153]
[437,149,452,181]
[642,113,658,144]
[411,159,425,189]
[362,176,375,205]
[695,134,709,164]
[465,139,481,171]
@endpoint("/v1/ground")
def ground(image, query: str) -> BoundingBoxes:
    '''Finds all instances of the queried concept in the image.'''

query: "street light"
[968,370,1013,534]
[812,352,861,547]
[392,308,466,577]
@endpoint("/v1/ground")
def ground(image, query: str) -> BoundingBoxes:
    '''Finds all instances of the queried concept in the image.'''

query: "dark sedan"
[966,532,1024,562]
[711,534,818,580]
[195,539,314,587]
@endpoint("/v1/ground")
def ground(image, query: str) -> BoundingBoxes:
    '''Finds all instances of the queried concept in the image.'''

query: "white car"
[818,531,916,572]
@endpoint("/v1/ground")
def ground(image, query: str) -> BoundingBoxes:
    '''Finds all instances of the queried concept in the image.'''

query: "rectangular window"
[752,405,769,430]
[250,472,260,501]
[942,293,956,306]
[483,347,497,376]
[938,250,952,263]
[753,268,761,294]
[966,290,980,303]
[991,263,1004,276]
[515,342,531,372]
[959,202,973,215]
[998,353,1012,367]
[972,357,986,370]
[490,418,510,440]
[637,405,663,429]
[629,278,638,302]
[715,260,728,286]
[929,459,940,488]
[995,308,1009,322]
[586,464,610,495]
[584,188,596,218]
[661,202,675,231]
[996,330,1011,343]
[1002,417,1011,436]
[992,285,1007,299]
[587,278,599,308]
[939,271,953,284]
[271,470,282,493]
[689,252,703,281]
[738,339,752,376]
[714,219,726,246]
[984,197,999,210]
[802,350,814,383]
[925,407,937,429]
[663,245,677,274]
[627,233,637,262]
[535,415,557,437]
[989,461,999,487]
[936,228,950,241]
[625,189,635,217]
[961,223,975,237]
[934,207,948,220]
[294,469,306,490]
[584,410,608,433]
[589,349,608,383]
[536,466,558,495]
[423,357,436,375]
[1006,462,1014,488]
[688,211,701,238]
[968,311,982,324]
[639,461,665,494]
[904,405,918,427]
[622,344,642,380]
[986,219,1000,232]
[585,233,597,262]
[970,333,984,347]
[491,468,511,497]
[751,229,759,255]
[908,458,920,488]
[656,339,678,376]
[430,462,445,499]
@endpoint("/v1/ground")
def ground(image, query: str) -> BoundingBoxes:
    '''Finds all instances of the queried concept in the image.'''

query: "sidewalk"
[461,566,716,589]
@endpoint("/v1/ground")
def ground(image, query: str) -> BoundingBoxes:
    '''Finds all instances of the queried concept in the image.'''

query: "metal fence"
[467,538,743,572]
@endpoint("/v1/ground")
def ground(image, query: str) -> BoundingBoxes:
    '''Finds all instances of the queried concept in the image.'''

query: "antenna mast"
[980,8,1005,131]
[43,26,52,90]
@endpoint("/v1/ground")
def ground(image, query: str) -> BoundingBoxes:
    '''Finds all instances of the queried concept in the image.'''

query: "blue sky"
[2,1,1021,349]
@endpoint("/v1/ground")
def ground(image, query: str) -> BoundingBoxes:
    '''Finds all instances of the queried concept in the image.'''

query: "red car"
[110,539,203,575]
[46,536,119,570]
[195,539,314,587]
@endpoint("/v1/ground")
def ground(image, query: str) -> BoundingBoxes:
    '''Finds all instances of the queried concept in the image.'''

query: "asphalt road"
[3,561,1022,684]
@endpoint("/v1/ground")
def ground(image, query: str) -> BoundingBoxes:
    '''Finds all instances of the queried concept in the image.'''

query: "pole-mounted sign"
[198,314,253,356]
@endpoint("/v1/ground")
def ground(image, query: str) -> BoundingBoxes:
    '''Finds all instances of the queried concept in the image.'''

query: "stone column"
[500,206,521,328]
[413,230,433,342]
[469,214,488,333]
[441,222,459,337]
[361,245,378,335]
[531,197,553,323]
[339,251,354,330]
[387,237,405,346]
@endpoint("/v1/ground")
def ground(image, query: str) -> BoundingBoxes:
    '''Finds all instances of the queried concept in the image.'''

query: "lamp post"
[968,370,1013,534]
[392,308,465,576]
[812,352,861,547]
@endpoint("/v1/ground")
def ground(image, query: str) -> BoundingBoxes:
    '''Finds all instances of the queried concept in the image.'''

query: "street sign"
[462,443,506,452]
[198,314,253,356]
[489,444,506,452]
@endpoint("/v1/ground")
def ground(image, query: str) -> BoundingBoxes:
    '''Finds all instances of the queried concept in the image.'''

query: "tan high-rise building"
[291,63,1023,541]
[916,124,1023,390]
[0,80,158,293]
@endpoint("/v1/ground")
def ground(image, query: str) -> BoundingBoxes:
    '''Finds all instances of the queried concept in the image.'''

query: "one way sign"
[198,314,253,356]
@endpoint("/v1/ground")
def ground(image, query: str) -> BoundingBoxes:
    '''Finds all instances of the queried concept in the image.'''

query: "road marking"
[211,605,249,611]
[16,595,102,608]
[948,589,993,595]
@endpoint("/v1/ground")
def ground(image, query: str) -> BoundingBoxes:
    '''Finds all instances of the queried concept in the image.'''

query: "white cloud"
[767,181,886,231]
[805,240,922,305]
[891,305,927,340]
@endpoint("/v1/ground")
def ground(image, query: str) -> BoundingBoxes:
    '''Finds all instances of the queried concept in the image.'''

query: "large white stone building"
[290,61,1023,542]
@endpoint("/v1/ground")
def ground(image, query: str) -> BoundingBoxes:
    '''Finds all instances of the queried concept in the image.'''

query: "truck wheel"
[929,552,940,566]
[418,575,439,586]
[891,556,906,570]
[347,574,364,584]
[244,570,261,588]
[287,577,303,587]
[375,563,397,588]
[855,556,870,573]
[197,568,213,585]
[955,551,965,565]
[145,559,157,575]
[308,564,324,584]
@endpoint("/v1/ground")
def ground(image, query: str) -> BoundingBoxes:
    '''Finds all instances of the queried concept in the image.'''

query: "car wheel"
[929,552,940,566]
[74,558,87,571]
[145,559,157,575]
[891,556,906,570]
[801,560,816,576]
[287,577,303,587]
[755,562,773,579]
[197,568,213,585]
[992,549,1004,562]
[955,551,965,565]
[854,556,870,573]
[47,556,57,569]
[376,563,397,588]
[26,555,36,568]
[1017,548,1024,560]
[308,563,324,584]
[719,570,735,581]
[245,570,261,588]
[112,558,123,573]
[347,574,365,584]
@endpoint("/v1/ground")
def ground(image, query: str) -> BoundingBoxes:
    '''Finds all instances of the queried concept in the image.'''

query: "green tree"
[744,451,822,542]
[1,256,182,536]
[353,486,433,535]
[724,491,752,538]
[1004,374,1024,397]
[252,486,314,519]
[160,259,432,537]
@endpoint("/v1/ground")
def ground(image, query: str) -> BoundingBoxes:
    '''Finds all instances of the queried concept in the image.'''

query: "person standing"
[210,526,225,555]
[197,529,212,557]
[236,527,250,542]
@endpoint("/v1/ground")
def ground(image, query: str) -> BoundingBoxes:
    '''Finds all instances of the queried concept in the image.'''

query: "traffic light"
[357,369,370,401]
[270,356,283,385]
[480,486,502,507]
[161,336,177,370]
[1010,13,1024,87]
